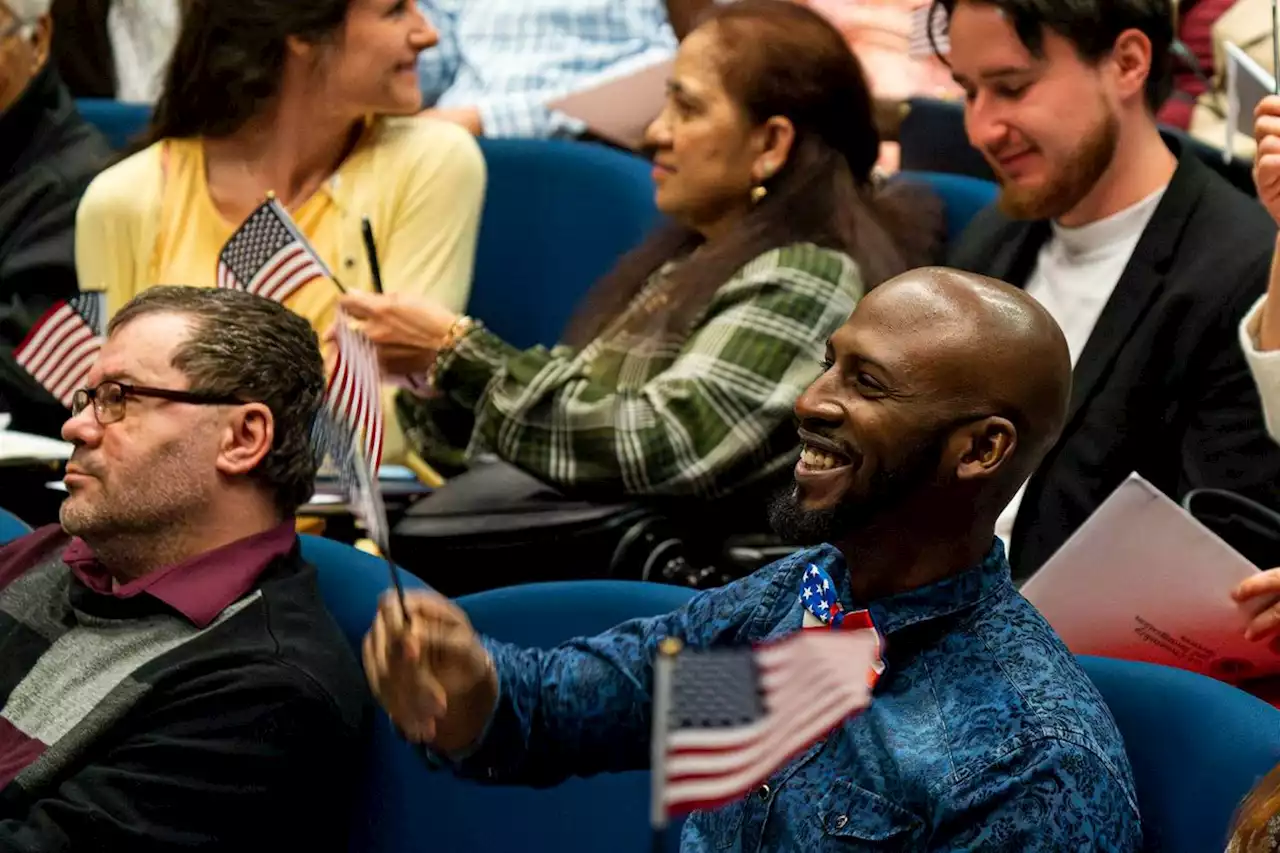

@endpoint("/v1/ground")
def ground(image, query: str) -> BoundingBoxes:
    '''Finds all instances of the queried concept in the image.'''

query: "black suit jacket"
[947,143,1280,580]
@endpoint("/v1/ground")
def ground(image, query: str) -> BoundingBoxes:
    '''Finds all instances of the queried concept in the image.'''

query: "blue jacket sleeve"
[439,571,775,787]
[931,737,1143,852]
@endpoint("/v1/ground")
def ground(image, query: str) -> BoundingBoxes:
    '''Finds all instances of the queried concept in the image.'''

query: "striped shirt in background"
[398,243,864,499]
[416,0,677,139]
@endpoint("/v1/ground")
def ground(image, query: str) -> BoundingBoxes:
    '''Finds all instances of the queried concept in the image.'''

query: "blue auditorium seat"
[418,579,695,853]
[1080,656,1280,852]
[470,138,661,349]
[75,99,151,151]
[0,506,32,543]
[892,170,999,242]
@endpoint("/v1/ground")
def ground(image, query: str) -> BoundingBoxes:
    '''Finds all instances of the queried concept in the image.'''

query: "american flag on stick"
[310,400,390,552]
[217,197,333,303]
[215,197,380,466]
[13,294,105,408]
[310,366,402,610]
[649,631,878,824]
[327,309,385,471]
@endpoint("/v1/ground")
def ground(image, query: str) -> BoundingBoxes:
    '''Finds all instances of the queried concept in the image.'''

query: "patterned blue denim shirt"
[452,540,1143,851]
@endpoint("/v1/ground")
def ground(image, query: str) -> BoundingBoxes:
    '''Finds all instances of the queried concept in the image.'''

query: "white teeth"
[801,446,843,470]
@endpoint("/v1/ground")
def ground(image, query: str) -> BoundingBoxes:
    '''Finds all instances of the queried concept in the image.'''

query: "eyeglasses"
[71,381,245,426]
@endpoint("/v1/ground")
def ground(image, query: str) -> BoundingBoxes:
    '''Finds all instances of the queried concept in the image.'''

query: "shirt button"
[756,783,771,800]
[834,814,849,830]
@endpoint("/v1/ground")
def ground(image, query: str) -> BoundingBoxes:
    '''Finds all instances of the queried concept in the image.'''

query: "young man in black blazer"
[937,0,1280,580]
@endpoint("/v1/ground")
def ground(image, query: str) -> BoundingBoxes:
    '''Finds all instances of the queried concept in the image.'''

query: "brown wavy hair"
[560,0,941,347]
[1230,764,1280,852]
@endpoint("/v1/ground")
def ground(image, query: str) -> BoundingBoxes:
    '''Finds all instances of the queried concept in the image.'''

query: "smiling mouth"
[799,443,852,472]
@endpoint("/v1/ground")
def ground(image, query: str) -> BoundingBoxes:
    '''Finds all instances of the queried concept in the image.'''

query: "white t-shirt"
[994,186,1167,552]
[108,0,180,104]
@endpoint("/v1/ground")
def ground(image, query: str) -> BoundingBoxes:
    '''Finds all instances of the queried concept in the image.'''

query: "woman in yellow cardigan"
[74,0,486,461]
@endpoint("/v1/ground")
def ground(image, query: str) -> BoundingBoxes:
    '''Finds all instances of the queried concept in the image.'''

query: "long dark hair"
[141,0,352,145]
[561,0,941,347]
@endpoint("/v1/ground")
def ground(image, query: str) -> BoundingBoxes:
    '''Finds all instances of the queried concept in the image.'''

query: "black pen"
[360,217,385,294]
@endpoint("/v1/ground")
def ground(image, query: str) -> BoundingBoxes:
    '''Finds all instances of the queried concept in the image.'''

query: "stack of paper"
[1021,474,1280,683]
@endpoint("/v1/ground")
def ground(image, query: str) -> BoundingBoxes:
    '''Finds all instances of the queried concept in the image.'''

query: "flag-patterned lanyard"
[799,563,886,689]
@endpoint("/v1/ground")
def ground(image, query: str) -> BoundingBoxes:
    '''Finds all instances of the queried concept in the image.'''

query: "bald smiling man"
[364,268,1143,852]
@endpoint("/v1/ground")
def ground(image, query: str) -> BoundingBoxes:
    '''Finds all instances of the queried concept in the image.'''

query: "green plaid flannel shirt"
[397,242,864,498]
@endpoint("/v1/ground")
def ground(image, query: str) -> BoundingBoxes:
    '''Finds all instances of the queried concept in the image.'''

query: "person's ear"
[215,403,275,477]
[30,16,52,68]
[946,416,1018,483]
[751,115,796,184]
[1109,28,1153,105]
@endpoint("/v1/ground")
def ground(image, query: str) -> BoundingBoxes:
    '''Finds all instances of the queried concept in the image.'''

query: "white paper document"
[548,59,672,150]
[1021,473,1280,682]
[0,430,73,464]
[1225,41,1277,156]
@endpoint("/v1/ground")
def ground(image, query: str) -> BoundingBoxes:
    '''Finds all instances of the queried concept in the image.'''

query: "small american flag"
[311,404,389,550]
[907,2,949,58]
[650,630,878,822]
[326,310,385,470]
[217,197,332,303]
[14,294,105,408]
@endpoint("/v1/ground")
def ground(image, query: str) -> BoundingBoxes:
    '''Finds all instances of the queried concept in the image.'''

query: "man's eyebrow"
[97,371,139,385]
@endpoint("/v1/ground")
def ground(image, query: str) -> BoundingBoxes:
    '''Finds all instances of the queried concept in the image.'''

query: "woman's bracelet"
[425,315,476,392]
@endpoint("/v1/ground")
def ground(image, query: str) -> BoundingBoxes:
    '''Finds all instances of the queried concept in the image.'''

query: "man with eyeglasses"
[0,0,110,439]
[0,287,369,851]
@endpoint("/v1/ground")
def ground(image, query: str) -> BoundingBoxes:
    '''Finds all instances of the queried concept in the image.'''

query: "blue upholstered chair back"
[429,580,696,853]
[308,543,697,853]
[469,139,661,349]
[1079,656,1280,853]
[0,506,32,543]
[303,534,442,853]
[891,170,998,243]
[75,99,151,151]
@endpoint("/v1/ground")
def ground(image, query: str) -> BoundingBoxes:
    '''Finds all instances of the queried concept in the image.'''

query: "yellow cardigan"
[74,116,487,462]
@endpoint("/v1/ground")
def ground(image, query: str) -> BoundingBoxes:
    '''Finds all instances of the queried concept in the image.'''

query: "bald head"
[775,265,1070,549]
[853,266,1071,493]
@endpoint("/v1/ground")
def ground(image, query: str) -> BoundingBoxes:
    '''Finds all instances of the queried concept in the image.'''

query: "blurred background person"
[341,0,941,574]
[798,0,959,101]
[49,0,180,103]
[0,0,110,437]
[415,0,708,140]
[74,0,486,462]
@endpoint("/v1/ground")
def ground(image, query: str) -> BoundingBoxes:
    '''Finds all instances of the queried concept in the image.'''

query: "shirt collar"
[857,538,1013,637]
[61,522,297,628]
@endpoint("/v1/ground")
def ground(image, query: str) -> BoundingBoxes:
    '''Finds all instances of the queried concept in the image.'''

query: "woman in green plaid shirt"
[341,0,940,502]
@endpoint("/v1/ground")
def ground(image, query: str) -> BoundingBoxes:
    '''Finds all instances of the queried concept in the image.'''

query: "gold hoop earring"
[751,185,768,204]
